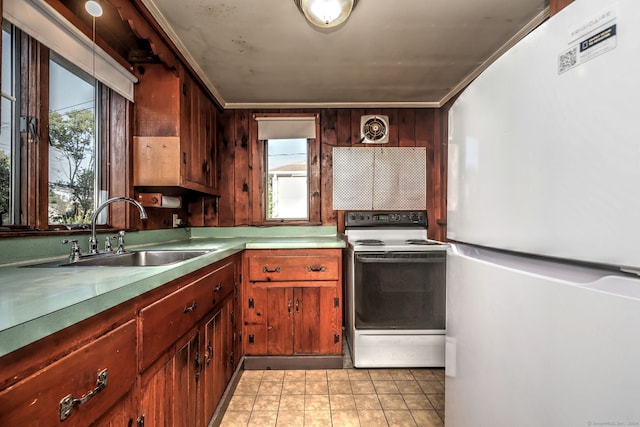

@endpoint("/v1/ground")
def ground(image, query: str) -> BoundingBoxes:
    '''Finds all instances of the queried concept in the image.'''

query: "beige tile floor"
[220,366,445,427]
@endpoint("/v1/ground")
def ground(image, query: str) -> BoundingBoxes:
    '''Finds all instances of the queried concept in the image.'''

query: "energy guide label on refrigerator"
[558,8,617,74]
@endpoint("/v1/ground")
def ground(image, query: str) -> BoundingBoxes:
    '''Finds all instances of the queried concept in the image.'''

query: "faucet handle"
[62,239,81,262]
[104,236,114,253]
[116,230,126,254]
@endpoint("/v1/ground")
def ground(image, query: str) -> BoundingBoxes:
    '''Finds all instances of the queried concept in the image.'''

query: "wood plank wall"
[211,4,575,241]
[550,0,574,16]
[217,108,448,241]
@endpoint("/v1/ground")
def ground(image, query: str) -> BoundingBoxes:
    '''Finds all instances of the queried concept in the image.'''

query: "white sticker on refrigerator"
[559,24,617,74]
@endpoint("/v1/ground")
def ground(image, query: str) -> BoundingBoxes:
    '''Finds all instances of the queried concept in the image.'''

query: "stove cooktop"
[348,237,447,252]
[345,211,446,252]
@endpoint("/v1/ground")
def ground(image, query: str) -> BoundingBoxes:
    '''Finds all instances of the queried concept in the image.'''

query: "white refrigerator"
[445,0,640,426]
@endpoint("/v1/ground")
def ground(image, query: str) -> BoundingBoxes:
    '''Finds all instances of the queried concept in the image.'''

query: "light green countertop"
[0,226,346,357]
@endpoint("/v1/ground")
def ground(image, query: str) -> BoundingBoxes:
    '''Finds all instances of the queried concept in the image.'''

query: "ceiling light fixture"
[295,0,358,29]
[85,0,103,17]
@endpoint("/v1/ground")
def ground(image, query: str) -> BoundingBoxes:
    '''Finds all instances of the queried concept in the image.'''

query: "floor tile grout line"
[223,367,445,426]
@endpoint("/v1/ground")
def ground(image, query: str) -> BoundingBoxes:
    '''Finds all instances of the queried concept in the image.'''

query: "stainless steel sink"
[27,250,213,267]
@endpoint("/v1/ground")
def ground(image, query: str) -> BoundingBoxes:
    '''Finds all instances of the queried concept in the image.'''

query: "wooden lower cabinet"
[243,249,343,357]
[245,284,341,355]
[0,321,137,427]
[140,297,235,427]
[0,254,240,427]
[138,258,239,427]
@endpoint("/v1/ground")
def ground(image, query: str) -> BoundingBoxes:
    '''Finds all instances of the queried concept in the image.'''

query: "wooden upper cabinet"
[133,64,219,195]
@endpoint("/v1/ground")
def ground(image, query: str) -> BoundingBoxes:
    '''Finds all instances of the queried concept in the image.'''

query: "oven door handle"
[355,254,445,263]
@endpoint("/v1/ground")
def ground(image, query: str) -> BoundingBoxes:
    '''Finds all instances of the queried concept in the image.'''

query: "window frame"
[47,51,102,227]
[1,21,20,225]
[264,137,310,222]
[251,113,321,225]
[0,20,133,236]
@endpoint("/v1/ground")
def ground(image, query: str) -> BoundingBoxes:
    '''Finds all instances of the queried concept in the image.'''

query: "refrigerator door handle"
[449,244,640,298]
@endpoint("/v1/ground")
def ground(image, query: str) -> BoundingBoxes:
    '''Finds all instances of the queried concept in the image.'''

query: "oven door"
[354,251,446,330]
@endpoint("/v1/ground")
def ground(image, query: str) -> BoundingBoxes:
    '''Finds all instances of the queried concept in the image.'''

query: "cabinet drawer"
[0,321,136,426]
[211,261,235,307]
[248,252,340,282]
[139,262,235,370]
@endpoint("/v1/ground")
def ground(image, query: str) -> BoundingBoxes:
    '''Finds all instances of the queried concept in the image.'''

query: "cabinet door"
[140,329,202,427]
[182,75,215,189]
[222,297,235,384]
[266,287,294,355]
[139,359,174,427]
[202,308,225,420]
[173,330,202,427]
[203,297,234,425]
[179,71,193,184]
[293,286,342,355]
[244,285,294,355]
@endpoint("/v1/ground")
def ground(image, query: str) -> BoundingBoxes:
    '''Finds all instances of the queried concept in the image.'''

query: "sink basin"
[27,250,213,267]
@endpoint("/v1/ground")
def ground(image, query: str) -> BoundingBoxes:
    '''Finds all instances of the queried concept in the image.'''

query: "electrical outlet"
[172,214,182,228]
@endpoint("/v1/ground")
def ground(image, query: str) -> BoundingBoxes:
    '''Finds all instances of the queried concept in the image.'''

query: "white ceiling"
[141,0,549,109]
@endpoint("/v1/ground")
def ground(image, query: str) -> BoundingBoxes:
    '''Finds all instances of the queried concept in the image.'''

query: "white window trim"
[3,0,137,101]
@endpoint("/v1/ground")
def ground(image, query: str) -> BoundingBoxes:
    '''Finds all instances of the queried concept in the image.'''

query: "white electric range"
[344,211,448,368]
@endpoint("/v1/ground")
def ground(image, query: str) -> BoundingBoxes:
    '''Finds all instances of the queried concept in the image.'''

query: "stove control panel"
[345,211,428,228]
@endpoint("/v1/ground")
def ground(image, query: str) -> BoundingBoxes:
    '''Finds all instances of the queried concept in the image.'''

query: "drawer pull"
[183,301,198,313]
[306,265,326,272]
[262,266,281,273]
[59,368,108,421]
[213,283,223,292]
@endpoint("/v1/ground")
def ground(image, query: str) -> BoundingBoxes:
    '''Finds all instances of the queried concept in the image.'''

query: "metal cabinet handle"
[295,298,300,313]
[213,283,223,292]
[183,301,198,313]
[306,265,326,272]
[59,368,108,421]
[206,341,213,366]
[194,351,202,381]
[262,266,281,273]
[287,300,292,315]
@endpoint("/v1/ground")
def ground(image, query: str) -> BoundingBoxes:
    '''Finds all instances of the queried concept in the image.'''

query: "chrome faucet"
[89,197,148,254]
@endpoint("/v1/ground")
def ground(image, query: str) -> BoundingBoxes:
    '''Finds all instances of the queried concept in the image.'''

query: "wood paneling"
[217,110,236,226]
[218,108,448,240]
[550,0,574,16]
[234,111,251,226]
